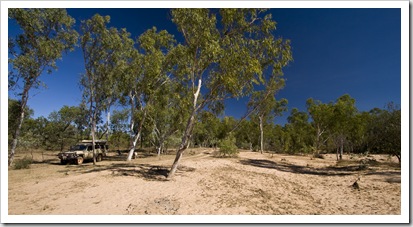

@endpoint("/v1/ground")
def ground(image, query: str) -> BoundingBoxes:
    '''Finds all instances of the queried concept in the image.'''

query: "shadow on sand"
[240,158,361,176]
[57,159,196,182]
[56,163,170,181]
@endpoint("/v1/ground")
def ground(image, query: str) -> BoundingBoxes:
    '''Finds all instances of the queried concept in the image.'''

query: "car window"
[71,145,87,151]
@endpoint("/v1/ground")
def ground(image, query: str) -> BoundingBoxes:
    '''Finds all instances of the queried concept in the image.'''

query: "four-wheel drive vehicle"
[57,140,108,165]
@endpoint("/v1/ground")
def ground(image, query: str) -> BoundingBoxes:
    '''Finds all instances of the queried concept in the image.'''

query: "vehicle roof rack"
[79,140,107,144]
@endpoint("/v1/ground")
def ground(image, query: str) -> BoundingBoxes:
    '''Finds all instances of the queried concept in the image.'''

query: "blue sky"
[8,8,401,125]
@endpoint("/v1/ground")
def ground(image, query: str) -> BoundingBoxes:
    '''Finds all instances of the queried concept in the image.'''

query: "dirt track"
[8,148,401,215]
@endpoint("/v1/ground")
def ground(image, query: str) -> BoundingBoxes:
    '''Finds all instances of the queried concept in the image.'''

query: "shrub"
[217,134,239,157]
[14,157,33,170]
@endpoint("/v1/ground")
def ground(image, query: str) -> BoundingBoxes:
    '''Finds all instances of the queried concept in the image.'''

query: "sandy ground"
[8,148,401,215]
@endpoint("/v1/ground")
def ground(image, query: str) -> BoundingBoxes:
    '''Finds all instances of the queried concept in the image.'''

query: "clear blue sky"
[8,8,401,125]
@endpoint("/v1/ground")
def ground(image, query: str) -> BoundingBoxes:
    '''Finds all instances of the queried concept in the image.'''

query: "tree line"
[9,94,401,163]
[8,9,400,178]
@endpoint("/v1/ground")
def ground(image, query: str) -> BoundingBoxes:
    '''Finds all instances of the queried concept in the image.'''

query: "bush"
[217,134,239,157]
[14,157,33,170]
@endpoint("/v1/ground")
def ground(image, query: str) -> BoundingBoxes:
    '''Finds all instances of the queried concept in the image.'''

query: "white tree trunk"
[9,83,30,166]
[157,147,161,156]
[168,79,201,179]
[126,92,137,161]
[9,110,25,165]
[106,109,110,142]
[127,131,141,161]
[259,115,264,154]
[167,115,195,178]
[315,125,321,152]
[126,105,148,161]
[91,106,97,165]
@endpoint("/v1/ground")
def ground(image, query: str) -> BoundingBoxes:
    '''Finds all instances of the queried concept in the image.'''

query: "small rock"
[352,177,361,190]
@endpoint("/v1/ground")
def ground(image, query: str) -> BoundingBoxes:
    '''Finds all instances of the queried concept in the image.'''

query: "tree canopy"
[8,8,401,173]
[8,8,78,165]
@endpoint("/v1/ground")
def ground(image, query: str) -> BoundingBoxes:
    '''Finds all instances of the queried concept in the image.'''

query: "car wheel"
[76,156,84,165]
[60,159,67,165]
[96,154,102,162]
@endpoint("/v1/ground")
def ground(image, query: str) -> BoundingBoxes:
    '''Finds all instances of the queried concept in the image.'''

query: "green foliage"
[247,78,288,153]
[110,109,130,133]
[80,14,136,162]
[47,105,88,150]
[13,157,33,170]
[217,134,239,157]
[305,95,358,158]
[8,9,78,90]
[306,98,335,152]
[265,124,287,153]
[109,131,130,151]
[7,9,400,165]
[165,9,293,177]
[165,135,182,149]
[234,119,259,150]
[8,9,78,165]
[193,111,221,147]
[367,102,401,162]
[348,111,370,152]
[80,13,129,111]
[305,96,400,161]
[8,99,33,144]
[284,108,314,154]
[167,9,292,150]
[8,104,91,151]
[218,117,238,140]
[332,94,357,134]
[137,27,180,155]
[331,94,358,159]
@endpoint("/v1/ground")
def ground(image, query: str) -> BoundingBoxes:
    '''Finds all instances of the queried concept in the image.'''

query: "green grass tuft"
[13,157,33,170]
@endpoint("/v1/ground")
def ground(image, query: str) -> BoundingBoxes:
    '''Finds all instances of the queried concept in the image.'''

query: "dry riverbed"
[8,148,401,215]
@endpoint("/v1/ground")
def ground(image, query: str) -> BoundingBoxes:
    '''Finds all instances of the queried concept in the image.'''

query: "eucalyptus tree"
[348,111,370,153]
[266,124,285,153]
[117,47,141,159]
[8,98,33,142]
[306,98,334,153]
[80,14,134,164]
[234,118,259,150]
[48,105,87,151]
[8,9,78,166]
[146,80,190,156]
[193,111,221,147]
[118,27,176,161]
[72,102,90,141]
[29,116,50,150]
[167,9,292,178]
[8,98,35,149]
[286,108,313,153]
[331,94,357,160]
[367,103,401,162]
[110,109,130,151]
[218,116,238,141]
[248,79,288,153]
